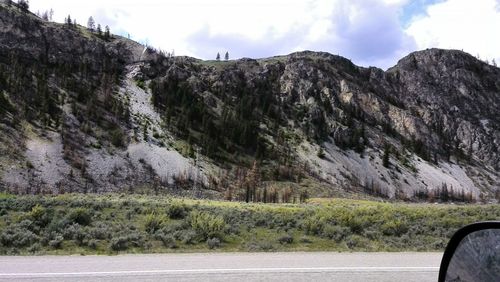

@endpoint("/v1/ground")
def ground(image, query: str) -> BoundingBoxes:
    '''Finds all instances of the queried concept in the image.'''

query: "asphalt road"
[0,252,442,282]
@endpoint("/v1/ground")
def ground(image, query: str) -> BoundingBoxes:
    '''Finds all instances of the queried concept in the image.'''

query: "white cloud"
[406,0,500,62]
[30,0,415,68]
[383,0,410,5]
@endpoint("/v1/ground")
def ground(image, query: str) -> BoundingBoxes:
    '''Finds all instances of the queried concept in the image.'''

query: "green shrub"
[272,213,298,230]
[322,225,349,242]
[189,211,226,240]
[299,236,312,243]
[28,204,50,227]
[67,208,92,226]
[28,242,41,253]
[144,213,165,234]
[156,233,177,248]
[89,223,111,240]
[49,235,64,249]
[124,231,146,248]
[11,198,37,212]
[0,220,39,248]
[63,224,88,246]
[346,234,369,249]
[364,230,381,240]
[136,80,146,90]
[110,237,128,251]
[110,128,126,147]
[163,221,189,234]
[302,216,325,235]
[246,240,274,251]
[278,234,294,244]
[432,238,447,249]
[253,212,270,227]
[45,217,67,235]
[346,217,364,234]
[207,237,221,249]
[179,230,198,245]
[381,220,409,236]
[87,239,98,250]
[1,194,499,254]
[225,223,241,236]
[317,148,325,158]
[166,202,189,219]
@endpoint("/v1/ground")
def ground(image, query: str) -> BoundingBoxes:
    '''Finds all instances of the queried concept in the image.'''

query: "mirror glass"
[446,228,500,282]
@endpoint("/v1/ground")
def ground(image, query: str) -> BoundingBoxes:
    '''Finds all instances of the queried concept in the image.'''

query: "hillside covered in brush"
[0,2,499,202]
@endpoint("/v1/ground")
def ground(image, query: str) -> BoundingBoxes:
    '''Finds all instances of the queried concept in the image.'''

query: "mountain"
[0,2,499,202]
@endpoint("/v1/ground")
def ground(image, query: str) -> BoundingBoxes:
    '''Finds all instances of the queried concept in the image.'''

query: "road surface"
[0,252,442,281]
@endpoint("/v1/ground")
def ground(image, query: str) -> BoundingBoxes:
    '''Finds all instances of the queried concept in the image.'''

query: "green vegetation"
[149,66,277,159]
[1,193,499,255]
[0,3,130,178]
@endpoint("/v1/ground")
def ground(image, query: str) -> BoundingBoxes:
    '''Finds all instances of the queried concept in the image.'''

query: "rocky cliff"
[0,2,498,201]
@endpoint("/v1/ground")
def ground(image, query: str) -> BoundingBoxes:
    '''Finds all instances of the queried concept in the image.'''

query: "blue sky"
[30,0,500,69]
[399,0,444,26]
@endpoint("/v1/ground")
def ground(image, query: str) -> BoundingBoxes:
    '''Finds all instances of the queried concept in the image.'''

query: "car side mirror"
[439,222,500,282]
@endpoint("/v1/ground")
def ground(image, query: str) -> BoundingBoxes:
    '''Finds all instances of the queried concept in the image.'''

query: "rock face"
[0,3,204,197]
[389,50,500,164]
[0,3,498,201]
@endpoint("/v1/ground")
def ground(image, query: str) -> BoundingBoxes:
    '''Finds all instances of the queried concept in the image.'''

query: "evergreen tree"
[66,15,72,26]
[18,0,29,11]
[216,52,220,61]
[441,183,449,202]
[300,190,309,203]
[104,25,110,39]
[87,16,95,32]
[317,147,325,158]
[41,11,49,21]
[96,24,102,36]
[224,51,229,61]
[248,160,260,201]
[383,144,391,168]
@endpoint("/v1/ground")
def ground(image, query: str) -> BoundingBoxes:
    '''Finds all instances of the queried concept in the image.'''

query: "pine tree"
[104,25,110,39]
[18,0,29,11]
[41,11,49,21]
[216,52,220,61]
[317,147,325,158]
[300,190,309,203]
[66,15,72,26]
[96,24,102,36]
[441,183,449,202]
[87,16,95,32]
[382,144,391,168]
[247,160,260,202]
[224,51,229,61]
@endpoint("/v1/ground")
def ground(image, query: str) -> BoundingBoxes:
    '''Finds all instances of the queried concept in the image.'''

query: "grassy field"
[0,192,499,255]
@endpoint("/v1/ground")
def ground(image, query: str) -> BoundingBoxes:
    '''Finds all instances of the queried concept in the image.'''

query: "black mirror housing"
[439,221,500,282]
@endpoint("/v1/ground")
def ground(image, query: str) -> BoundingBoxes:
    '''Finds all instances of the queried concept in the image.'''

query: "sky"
[29,0,500,69]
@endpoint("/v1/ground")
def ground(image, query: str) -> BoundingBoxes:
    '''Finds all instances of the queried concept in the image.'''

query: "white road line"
[0,267,440,277]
